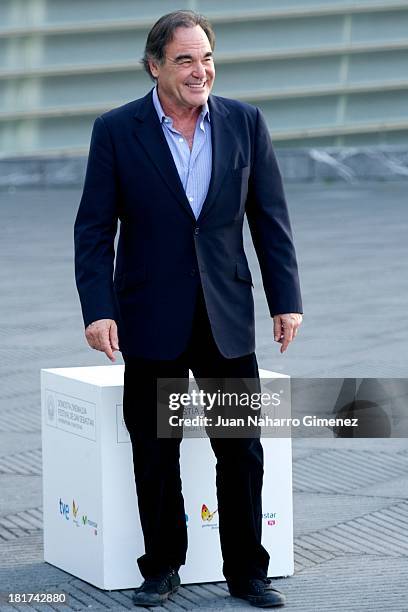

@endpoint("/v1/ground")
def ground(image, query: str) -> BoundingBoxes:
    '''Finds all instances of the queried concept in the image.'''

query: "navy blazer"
[74,89,302,359]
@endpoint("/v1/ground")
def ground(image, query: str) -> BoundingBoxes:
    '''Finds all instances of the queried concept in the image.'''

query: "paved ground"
[0,182,407,610]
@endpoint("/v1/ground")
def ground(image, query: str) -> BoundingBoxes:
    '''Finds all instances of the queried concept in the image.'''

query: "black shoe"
[229,578,286,608]
[132,569,181,607]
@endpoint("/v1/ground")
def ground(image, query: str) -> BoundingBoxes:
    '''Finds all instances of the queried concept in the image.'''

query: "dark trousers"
[122,287,270,583]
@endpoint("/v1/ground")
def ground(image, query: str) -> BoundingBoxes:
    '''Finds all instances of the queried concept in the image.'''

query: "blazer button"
[194,227,200,235]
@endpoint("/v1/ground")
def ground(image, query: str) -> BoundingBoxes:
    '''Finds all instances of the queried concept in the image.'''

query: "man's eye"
[178,60,192,65]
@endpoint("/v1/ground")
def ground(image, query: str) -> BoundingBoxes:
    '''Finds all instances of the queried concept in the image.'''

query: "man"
[74,10,302,608]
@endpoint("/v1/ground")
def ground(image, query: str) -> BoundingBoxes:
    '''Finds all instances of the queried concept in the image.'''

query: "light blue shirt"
[152,86,212,219]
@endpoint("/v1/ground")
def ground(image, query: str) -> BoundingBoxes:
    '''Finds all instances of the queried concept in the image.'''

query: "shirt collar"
[152,86,210,125]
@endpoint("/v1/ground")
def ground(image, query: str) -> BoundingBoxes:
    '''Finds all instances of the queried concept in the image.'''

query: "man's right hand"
[85,319,119,362]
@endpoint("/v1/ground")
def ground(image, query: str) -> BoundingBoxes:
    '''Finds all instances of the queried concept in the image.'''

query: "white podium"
[41,366,293,590]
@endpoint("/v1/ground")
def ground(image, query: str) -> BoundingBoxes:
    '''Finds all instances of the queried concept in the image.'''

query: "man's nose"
[192,62,206,79]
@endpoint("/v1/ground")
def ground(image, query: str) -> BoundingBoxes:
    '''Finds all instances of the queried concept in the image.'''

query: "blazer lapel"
[198,95,234,222]
[133,91,196,221]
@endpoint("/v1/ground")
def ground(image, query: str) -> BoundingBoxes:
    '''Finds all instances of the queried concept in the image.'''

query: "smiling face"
[148,25,215,112]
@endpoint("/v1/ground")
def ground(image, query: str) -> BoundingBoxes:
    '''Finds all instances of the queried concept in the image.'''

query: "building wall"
[1,0,408,157]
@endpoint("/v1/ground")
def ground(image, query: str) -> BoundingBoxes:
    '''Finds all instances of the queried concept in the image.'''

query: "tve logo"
[59,498,70,520]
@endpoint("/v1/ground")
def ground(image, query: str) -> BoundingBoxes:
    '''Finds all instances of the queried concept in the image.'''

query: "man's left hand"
[273,313,303,354]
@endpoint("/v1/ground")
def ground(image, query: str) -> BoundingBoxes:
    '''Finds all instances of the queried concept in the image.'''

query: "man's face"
[149,25,215,110]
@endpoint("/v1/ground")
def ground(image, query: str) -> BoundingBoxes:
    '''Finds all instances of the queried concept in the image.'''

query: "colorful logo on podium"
[72,499,80,526]
[201,503,218,529]
[72,499,79,518]
[201,504,217,521]
[58,497,98,535]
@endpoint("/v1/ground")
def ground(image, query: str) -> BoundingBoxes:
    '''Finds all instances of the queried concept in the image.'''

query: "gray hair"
[142,10,215,81]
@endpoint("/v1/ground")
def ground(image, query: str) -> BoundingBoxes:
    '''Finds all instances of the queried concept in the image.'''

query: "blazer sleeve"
[246,107,303,317]
[74,116,119,328]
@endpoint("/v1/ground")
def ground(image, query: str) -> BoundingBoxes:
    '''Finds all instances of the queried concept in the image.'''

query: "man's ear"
[148,59,159,79]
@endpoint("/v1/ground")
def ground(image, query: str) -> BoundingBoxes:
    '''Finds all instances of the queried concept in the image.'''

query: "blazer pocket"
[115,265,147,293]
[235,262,253,286]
